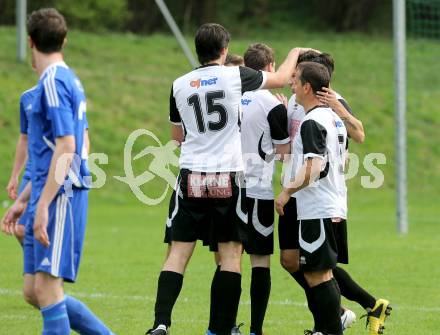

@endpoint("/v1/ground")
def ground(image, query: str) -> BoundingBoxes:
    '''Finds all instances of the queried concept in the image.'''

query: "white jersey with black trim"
[283,91,351,190]
[291,106,348,220]
[241,90,289,200]
[170,64,267,172]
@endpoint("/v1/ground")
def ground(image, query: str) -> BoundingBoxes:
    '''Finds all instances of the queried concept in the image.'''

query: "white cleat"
[341,308,357,331]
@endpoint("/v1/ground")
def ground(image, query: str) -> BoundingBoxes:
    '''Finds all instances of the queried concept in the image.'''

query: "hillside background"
[1,0,439,217]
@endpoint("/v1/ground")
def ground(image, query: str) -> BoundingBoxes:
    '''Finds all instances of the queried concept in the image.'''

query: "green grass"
[1,192,440,334]
[1,26,440,334]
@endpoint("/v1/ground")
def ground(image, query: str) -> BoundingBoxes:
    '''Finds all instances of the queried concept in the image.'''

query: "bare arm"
[284,157,323,195]
[338,109,365,144]
[7,134,28,199]
[317,87,365,143]
[274,143,291,162]
[171,124,184,145]
[263,48,301,89]
[84,129,90,154]
[275,157,323,215]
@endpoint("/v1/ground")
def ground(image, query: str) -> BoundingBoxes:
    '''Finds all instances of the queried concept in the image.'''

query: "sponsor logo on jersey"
[190,77,218,88]
[241,98,252,106]
[334,120,344,128]
[25,104,32,111]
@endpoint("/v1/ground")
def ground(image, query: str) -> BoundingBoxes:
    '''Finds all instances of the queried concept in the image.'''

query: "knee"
[220,260,241,273]
[219,250,242,273]
[304,270,332,287]
[164,248,192,273]
[23,286,38,307]
[33,281,45,300]
[250,254,270,268]
[280,253,299,273]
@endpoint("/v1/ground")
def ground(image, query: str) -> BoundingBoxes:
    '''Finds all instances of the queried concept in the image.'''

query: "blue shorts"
[18,177,31,226]
[23,189,88,282]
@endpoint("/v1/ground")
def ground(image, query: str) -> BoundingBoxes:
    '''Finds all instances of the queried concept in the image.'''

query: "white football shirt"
[283,92,352,189]
[241,90,289,199]
[170,64,267,172]
[291,106,348,220]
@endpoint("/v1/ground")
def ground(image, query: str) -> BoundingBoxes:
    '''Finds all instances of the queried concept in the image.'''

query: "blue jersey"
[19,86,39,182]
[28,62,90,214]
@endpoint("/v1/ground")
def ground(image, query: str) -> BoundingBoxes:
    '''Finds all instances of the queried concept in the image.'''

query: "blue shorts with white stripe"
[23,189,88,282]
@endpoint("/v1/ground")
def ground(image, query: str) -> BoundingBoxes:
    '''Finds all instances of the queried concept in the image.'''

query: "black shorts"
[164,169,247,247]
[299,218,348,272]
[278,197,299,250]
[240,197,274,255]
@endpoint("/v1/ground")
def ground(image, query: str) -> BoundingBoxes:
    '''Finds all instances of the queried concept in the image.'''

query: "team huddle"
[1,8,391,335]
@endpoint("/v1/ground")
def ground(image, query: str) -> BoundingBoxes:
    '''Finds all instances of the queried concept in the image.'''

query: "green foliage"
[0,0,393,34]
[55,0,129,31]
[0,0,129,32]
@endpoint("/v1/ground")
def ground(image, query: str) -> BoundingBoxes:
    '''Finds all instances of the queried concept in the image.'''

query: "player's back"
[241,89,289,199]
[172,65,248,173]
[28,62,90,212]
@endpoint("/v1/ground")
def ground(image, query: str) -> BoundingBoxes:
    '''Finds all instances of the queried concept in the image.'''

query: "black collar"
[306,105,327,114]
[196,63,220,69]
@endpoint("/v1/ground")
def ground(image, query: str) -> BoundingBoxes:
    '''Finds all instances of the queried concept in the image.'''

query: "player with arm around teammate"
[279,51,391,334]
[276,61,348,335]
[206,44,291,335]
[147,22,305,335]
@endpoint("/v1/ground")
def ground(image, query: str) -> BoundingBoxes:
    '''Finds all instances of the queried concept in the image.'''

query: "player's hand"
[1,201,26,235]
[275,93,288,108]
[34,203,50,247]
[317,87,338,110]
[275,190,291,216]
[1,208,14,235]
[6,177,19,200]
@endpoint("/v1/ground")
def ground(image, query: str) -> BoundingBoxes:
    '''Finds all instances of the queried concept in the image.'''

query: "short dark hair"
[297,62,330,94]
[310,53,335,77]
[297,50,320,64]
[195,23,230,64]
[298,51,335,78]
[225,54,244,66]
[27,8,67,53]
[244,43,274,71]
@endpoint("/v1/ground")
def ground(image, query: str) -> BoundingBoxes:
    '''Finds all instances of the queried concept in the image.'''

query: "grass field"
[1,192,440,334]
[1,26,440,334]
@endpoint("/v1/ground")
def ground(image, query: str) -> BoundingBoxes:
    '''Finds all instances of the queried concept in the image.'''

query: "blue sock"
[65,295,114,335]
[41,299,70,335]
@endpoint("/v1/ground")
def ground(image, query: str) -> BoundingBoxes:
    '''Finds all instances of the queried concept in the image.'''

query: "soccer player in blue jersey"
[3,87,36,245]
[1,8,113,334]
